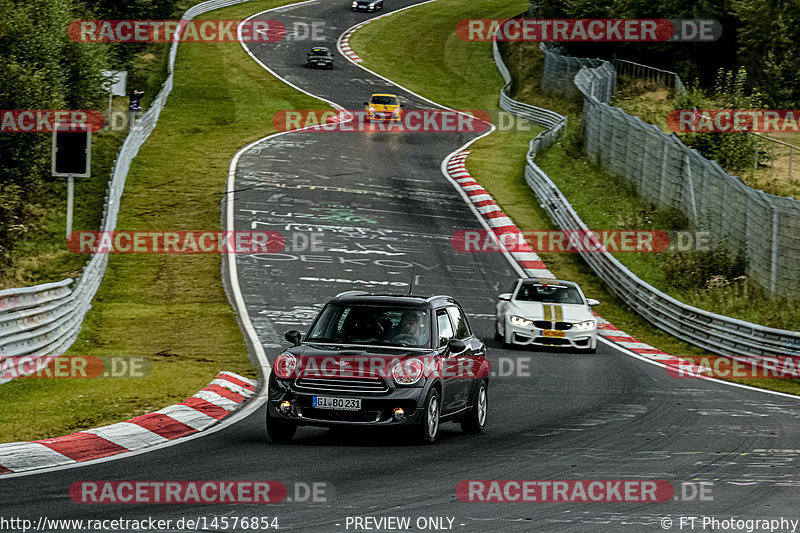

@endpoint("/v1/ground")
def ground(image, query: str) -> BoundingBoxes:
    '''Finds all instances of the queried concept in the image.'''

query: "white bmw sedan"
[495,278,600,353]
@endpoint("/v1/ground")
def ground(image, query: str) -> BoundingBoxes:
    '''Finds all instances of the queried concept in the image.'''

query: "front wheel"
[266,408,297,443]
[419,388,440,444]
[461,381,487,434]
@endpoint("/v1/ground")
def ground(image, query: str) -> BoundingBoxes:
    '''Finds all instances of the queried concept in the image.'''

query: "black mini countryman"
[266,292,489,443]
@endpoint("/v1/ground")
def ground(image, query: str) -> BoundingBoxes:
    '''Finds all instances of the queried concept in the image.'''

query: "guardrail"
[0,0,254,383]
[491,39,800,358]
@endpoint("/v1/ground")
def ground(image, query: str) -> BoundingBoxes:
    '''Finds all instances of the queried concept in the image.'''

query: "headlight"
[352,1,357,5]
[573,320,596,331]
[273,353,297,378]
[509,316,533,327]
[368,106,376,113]
[392,108,400,115]
[392,359,423,386]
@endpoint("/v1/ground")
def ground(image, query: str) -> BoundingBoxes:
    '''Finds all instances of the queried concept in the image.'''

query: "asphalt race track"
[3,1,800,532]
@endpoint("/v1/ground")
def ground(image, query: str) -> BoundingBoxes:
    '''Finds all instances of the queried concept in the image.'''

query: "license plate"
[313,396,361,410]
[542,329,566,338]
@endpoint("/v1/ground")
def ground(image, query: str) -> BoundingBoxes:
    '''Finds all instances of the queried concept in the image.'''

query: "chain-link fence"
[540,45,800,298]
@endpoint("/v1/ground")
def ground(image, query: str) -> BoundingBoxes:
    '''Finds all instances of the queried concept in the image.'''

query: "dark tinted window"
[436,309,454,348]
[446,306,470,339]
[306,303,431,347]
[515,284,583,304]
[370,95,398,105]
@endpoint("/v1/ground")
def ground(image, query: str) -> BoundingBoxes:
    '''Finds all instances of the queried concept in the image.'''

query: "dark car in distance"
[306,47,334,69]
[266,292,489,443]
[351,0,383,11]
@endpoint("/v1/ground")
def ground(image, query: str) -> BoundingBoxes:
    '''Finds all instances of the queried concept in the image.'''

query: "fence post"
[684,153,698,221]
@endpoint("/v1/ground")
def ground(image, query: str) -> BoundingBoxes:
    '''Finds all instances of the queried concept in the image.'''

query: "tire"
[419,388,441,444]
[461,381,487,434]
[494,321,502,342]
[266,408,297,443]
[579,346,597,354]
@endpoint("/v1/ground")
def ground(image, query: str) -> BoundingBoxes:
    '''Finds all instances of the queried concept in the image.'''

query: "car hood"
[507,301,593,323]
[288,343,431,358]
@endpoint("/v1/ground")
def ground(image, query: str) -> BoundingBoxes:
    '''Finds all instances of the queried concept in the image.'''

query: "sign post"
[101,70,127,124]
[52,124,91,240]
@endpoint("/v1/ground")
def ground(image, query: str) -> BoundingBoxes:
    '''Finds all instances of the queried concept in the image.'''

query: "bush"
[663,244,748,292]
[674,68,764,172]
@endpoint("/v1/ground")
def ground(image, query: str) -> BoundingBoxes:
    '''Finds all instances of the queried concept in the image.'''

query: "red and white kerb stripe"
[0,371,256,475]
[446,151,554,279]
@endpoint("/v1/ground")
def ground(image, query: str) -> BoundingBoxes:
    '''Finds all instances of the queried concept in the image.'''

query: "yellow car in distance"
[364,93,403,122]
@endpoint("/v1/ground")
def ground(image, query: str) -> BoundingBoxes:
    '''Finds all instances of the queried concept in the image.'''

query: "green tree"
[0,0,109,265]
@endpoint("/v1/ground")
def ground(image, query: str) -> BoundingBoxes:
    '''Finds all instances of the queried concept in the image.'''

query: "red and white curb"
[446,151,555,280]
[339,25,364,63]
[0,371,257,475]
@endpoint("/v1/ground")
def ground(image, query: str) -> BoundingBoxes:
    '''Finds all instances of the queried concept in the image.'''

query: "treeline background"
[530,0,800,109]
[0,0,179,273]
[1,0,798,279]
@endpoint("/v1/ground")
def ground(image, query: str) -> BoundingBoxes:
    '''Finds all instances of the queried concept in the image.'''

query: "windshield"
[515,284,584,305]
[306,304,431,348]
[370,95,398,105]
[310,49,329,56]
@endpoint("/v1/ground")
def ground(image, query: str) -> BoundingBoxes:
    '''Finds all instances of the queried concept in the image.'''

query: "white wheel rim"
[477,387,487,426]
[427,396,439,437]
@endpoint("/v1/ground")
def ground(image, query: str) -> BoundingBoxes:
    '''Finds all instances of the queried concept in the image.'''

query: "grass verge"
[350,0,800,395]
[0,0,328,442]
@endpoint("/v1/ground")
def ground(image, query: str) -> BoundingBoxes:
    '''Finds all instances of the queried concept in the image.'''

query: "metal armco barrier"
[0,0,255,384]
[491,39,800,358]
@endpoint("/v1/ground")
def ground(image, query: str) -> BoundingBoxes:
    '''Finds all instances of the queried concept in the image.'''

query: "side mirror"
[363,101,368,105]
[400,104,405,107]
[498,293,511,301]
[285,330,302,346]
[447,339,467,356]
[306,52,311,56]
[586,298,600,307]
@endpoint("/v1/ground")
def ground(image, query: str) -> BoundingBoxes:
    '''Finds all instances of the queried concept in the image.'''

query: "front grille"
[554,322,573,330]
[533,320,551,329]
[300,408,382,423]
[534,337,571,345]
[295,374,389,394]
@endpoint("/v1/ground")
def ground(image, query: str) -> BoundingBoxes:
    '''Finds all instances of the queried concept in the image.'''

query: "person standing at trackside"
[128,88,144,127]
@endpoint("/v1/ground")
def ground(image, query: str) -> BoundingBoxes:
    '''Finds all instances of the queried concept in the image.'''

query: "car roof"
[370,93,399,98]
[310,47,329,51]
[330,291,456,308]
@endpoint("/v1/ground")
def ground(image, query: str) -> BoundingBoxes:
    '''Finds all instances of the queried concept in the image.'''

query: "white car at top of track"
[495,278,600,353]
